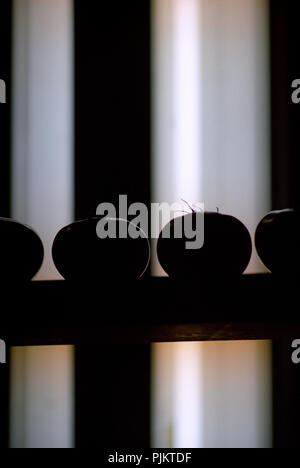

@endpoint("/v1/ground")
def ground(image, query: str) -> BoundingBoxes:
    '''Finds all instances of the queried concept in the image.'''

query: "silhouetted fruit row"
[157,212,252,278]
[0,217,44,281]
[255,209,300,274]
[52,218,150,281]
[157,208,300,277]
[0,209,299,280]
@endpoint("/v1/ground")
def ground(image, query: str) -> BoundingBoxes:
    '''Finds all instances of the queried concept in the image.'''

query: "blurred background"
[0,0,300,448]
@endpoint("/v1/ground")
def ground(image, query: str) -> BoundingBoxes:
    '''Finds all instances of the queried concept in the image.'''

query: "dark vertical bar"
[74,0,151,219]
[0,0,12,448]
[74,0,152,447]
[269,1,290,209]
[75,344,151,448]
[270,0,300,210]
[0,351,9,449]
[270,0,300,447]
[285,0,300,211]
[273,339,300,448]
[0,0,12,216]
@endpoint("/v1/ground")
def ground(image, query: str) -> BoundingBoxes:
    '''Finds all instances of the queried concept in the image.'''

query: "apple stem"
[181,199,196,213]
[216,207,219,213]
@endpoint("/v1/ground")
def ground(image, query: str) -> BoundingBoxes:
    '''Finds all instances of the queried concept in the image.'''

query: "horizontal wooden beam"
[1,274,299,344]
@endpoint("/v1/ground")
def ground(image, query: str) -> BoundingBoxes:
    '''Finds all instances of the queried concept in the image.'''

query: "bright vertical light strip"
[201,340,272,448]
[151,0,204,447]
[201,0,270,273]
[172,343,203,448]
[10,0,74,448]
[12,0,74,280]
[9,346,75,448]
[173,0,202,203]
[151,342,203,448]
[151,0,202,276]
[151,0,272,449]
[151,343,174,448]
[151,0,174,207]
[151,341,272,448]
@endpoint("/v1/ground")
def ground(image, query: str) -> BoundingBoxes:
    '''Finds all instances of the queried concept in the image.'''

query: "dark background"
[73,1,300,447]
[270,0,300,210]
[74,1,151,219]
[0,0,11,217]
[73,0,151,448]
[0,0,11,448]
[1,0,300,449]
[270,0,300,446]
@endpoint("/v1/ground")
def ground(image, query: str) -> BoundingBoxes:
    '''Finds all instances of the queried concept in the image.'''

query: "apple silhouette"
[0,217,44,281]
[255,208,300,274]
[156,211,252,278]
[52,217,150,280]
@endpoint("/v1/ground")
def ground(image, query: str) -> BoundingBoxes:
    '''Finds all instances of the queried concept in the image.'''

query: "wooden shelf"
[1,274,299,345]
